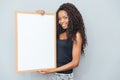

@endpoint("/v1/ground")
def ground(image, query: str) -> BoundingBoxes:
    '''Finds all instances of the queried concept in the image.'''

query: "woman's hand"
[38,68,56,74]
[36,10,45,15]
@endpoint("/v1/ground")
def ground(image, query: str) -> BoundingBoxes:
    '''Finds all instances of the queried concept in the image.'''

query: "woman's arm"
[38,32,82,74]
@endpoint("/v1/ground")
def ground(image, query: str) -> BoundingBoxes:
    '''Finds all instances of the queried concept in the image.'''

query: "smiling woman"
[36,3,87,80]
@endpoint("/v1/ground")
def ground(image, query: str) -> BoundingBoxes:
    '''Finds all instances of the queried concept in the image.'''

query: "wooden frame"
[15,11,56,73]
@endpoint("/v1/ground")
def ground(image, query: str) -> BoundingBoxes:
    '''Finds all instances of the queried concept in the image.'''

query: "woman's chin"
[62,26,68,30]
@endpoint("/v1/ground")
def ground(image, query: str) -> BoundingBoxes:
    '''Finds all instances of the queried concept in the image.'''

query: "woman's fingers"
[38,69,47,74]
[36,10,45,15]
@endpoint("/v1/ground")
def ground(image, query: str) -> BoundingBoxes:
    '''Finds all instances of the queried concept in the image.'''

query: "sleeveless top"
[57,38,73,74]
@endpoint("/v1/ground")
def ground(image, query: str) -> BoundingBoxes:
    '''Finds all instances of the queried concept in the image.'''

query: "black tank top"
[57,38,73,74]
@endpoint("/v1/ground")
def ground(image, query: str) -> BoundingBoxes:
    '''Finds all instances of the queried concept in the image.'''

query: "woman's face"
[58,10,69,29]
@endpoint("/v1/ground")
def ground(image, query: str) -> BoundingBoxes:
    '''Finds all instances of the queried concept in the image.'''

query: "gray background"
[0,0,120,80]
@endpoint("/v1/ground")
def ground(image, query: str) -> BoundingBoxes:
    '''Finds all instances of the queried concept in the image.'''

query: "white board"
[15,11,56,72]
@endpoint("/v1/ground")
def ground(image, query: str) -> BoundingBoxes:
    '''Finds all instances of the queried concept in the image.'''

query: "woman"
[37,3,87,80]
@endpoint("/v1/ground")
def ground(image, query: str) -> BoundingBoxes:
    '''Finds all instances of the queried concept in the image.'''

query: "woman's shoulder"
[73,32,82,43]
[75,32,82,39]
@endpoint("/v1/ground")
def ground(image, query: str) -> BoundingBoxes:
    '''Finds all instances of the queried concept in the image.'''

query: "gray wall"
[0,0,120,80]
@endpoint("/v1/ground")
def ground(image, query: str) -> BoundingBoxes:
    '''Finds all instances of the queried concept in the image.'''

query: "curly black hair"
[56,3,87,54]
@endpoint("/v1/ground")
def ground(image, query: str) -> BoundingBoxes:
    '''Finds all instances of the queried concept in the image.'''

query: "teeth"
[62,25,65,27]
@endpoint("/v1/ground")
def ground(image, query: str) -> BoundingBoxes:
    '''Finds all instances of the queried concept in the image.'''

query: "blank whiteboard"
[15,11,56,72]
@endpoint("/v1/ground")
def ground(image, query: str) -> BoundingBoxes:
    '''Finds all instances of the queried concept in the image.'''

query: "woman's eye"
[58,18,61,20]
[64,16,68,19]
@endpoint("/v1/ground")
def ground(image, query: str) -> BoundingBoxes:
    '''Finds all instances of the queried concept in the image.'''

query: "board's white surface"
[17,13,55,71]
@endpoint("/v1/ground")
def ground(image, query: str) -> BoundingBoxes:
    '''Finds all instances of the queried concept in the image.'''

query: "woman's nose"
[60,19,64,23]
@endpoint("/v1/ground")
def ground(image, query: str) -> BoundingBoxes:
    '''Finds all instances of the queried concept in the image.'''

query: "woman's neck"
[59,31,67,40]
